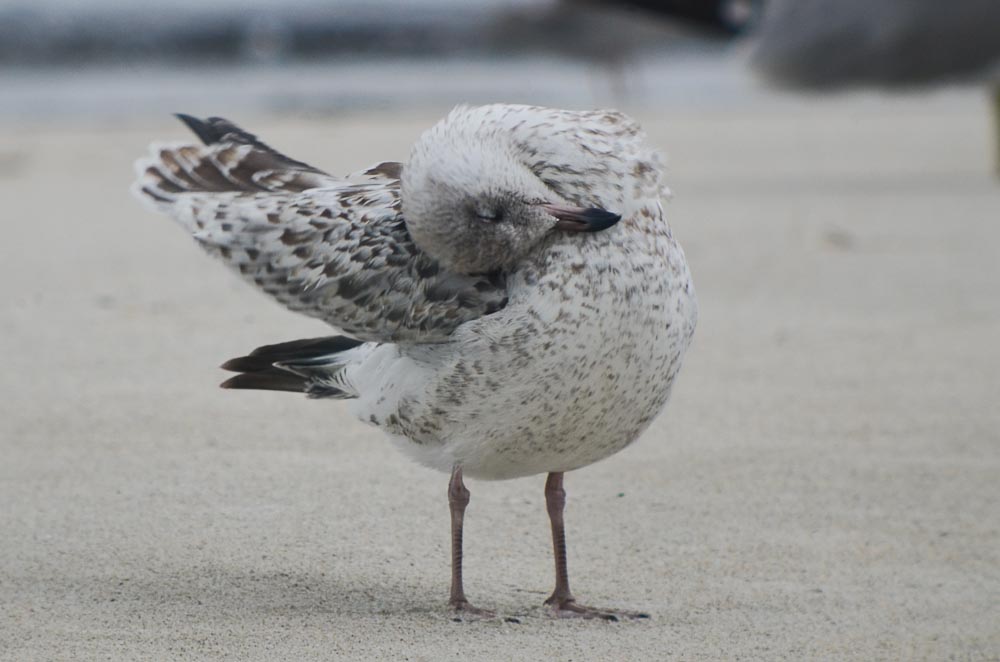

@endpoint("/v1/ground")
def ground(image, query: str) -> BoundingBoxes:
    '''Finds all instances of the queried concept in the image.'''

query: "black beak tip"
[550,206,623,233]
[586,208,622,231]
[571,208,621,232]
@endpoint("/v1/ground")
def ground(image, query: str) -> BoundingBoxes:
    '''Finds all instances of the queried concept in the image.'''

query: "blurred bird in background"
[747,0,1000,173]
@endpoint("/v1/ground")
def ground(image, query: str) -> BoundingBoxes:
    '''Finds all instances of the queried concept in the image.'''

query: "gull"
[133,104,697,619]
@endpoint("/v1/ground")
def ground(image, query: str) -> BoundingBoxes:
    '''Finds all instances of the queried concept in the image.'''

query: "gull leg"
[448,466,493,617]
[543,472,649,621]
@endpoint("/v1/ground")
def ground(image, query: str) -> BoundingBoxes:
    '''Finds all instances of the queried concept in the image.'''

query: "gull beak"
[542,204,622,233]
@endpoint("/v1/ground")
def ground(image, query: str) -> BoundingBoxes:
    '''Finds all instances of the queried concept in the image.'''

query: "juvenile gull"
[133,104,697,619]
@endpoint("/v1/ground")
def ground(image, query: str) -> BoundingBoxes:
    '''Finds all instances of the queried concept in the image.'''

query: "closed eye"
[476,210,503,223]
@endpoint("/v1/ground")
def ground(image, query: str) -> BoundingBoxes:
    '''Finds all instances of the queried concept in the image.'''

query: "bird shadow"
[66,561,651,625]
[91,564,447,620]
[77,566,647,624]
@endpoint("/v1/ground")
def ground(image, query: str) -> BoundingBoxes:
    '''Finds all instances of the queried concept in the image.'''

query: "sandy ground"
[1,91,998,660]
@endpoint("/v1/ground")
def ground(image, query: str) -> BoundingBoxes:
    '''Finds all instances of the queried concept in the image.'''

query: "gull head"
[401,117,621,274]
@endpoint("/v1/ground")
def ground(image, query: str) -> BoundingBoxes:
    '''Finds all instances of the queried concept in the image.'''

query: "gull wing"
[133,115,507,343]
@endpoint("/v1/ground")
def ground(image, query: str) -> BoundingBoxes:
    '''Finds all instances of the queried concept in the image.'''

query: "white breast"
[353,210,697,480]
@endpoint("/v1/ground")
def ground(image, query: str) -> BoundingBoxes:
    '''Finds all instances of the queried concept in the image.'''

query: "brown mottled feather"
[133,115,508,343]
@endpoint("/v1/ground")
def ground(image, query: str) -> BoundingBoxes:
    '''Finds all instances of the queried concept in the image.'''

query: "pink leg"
[543,472,649,621]
[448,466,493,617]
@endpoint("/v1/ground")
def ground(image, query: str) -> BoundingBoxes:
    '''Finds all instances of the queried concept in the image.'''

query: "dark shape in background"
[0,0,750,66]
[749,0,1000,89]
[599,0,763,35]
[747,0,1000,174]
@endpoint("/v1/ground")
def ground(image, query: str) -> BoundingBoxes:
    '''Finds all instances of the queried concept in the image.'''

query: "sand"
[1,91,998,660]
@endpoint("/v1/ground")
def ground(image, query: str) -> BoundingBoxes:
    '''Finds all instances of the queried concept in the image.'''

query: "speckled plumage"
[134,117,507,343]
[133,105,697,481]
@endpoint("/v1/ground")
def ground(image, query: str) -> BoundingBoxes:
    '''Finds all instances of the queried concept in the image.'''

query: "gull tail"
[220,335,369,399]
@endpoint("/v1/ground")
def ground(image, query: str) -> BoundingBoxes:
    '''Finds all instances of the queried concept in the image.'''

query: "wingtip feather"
[220,371,306,392]
[220,356,273,373]
[174,113,219,146]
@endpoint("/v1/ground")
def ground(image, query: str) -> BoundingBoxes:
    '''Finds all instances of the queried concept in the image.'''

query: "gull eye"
[475,209,503,223]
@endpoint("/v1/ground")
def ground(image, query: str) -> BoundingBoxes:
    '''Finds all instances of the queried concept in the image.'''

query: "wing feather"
[133,116,507,343]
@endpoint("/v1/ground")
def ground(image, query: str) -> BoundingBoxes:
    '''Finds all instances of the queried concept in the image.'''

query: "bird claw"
[545,597,649,622]
[450,599,495,620]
